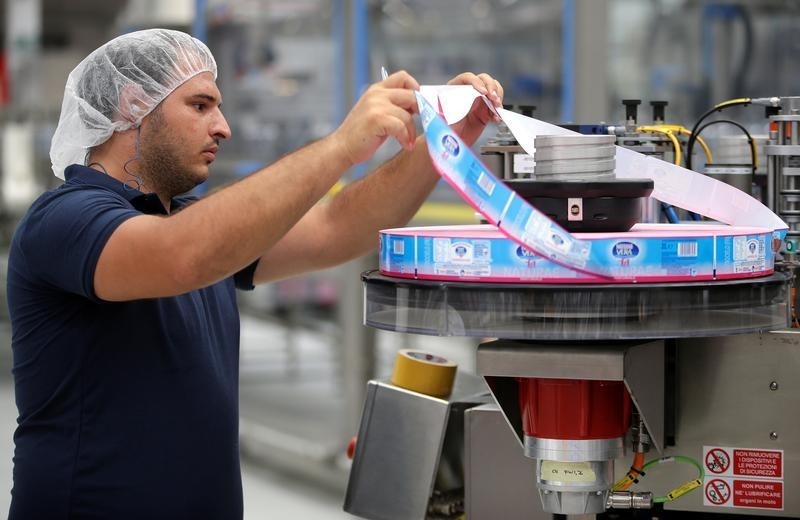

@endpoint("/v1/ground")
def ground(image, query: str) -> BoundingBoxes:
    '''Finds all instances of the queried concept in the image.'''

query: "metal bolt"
[770,381,779,391]
[770,431,779,440]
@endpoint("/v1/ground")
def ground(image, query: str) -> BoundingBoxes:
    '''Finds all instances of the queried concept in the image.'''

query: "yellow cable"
[714,97,751,110]
[613,474,636,491]
[645,125,713,164]
[672,128,713,164]
[707,98,760,170]
[637,126,682,165]
[645,124,683,133]
[412,201,476,224]
[687,97,755,171]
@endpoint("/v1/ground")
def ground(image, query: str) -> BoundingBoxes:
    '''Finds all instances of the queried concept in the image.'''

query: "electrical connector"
[606,491,654,510]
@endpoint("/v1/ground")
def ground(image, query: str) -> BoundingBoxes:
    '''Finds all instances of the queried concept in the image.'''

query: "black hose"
[686,100,751,171]
[694,119,757,172]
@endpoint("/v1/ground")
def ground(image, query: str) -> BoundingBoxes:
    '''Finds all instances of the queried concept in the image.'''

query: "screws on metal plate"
[770,431,779,440]
[769,381,779,391]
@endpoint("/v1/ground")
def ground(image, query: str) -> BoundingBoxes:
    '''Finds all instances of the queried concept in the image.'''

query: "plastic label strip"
[418,86,788,238]
[379,224,774,284]
[416,92,609,278]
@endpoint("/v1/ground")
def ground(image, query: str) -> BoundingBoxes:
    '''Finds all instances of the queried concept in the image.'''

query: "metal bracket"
[477,340,665,452]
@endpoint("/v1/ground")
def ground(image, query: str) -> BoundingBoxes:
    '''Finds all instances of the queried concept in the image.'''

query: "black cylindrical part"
[622,99,641,123]
[650,100,668,123]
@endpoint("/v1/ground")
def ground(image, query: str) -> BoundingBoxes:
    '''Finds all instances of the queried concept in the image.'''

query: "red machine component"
[518,378,631,440]
[347,436,358,460]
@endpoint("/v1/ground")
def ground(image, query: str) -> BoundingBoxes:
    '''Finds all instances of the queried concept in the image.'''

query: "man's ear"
[117,83,151,126]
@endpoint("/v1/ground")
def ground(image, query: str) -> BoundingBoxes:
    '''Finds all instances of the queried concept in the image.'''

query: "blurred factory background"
[1,0,799,518]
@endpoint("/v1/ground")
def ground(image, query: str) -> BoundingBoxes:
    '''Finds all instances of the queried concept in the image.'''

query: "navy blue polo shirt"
[6,165,257,519]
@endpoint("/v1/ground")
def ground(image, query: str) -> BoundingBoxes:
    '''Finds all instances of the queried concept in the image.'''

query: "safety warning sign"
[705,448,730,474]
[704,478,784,510]
[705,479,731,505]
[703,446,784,511]
[734,480,783,509]
[733,449,782,478]
[703,446,783,478]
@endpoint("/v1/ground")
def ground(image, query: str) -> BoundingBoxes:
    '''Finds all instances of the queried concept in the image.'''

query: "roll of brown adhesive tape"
[390,349,457,398]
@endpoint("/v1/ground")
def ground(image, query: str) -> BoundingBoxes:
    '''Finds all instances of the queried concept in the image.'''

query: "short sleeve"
[233,259,259,291]
[17,187,140,300]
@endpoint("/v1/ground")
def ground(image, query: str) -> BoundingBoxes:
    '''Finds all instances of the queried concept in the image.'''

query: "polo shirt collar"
[64,164,191,215]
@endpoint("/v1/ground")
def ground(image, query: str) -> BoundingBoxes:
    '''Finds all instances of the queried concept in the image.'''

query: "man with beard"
[6,29,503,519]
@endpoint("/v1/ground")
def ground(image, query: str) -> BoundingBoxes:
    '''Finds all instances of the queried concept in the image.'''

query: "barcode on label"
[678,241,698,257]
[392,239,405,255]
[477,172,496,196]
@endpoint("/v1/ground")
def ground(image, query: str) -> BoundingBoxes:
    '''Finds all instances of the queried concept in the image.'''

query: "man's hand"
[332,70,421,166]
[446,72,504,146]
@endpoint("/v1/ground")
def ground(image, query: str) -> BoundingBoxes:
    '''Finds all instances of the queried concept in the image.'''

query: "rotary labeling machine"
[343,95,800,519]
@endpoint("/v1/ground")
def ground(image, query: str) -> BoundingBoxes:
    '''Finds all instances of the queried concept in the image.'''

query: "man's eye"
[193,103,205,111]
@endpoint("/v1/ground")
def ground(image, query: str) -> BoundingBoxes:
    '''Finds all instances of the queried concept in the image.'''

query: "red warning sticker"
[733,449,782,478]
[703,446,783,478]
[733,480,783,510]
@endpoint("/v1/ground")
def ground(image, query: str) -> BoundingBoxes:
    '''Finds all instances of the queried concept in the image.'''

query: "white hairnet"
[49,28,217,179]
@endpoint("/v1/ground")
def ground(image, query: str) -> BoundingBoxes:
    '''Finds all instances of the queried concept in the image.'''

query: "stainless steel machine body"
[344,373,487,520]
[346,271,796,519]
[463,332,800,518]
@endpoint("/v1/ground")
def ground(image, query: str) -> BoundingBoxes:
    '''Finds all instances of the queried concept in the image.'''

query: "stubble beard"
[138,113,207,199]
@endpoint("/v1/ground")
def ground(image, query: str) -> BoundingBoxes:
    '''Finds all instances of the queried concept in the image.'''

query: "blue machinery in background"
[193,0,208,44]
[560,0,575,123]
[332,0,370,180]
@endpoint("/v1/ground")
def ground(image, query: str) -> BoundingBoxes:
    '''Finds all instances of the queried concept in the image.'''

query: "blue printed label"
[415,91,609,277]
[516,246,538,259]
[612,242,640,258]
[441,135,460,158]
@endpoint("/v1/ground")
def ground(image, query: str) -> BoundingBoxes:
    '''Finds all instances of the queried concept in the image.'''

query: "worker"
[5,28,502,519]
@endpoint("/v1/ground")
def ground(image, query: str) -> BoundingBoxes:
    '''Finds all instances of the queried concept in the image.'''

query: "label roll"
[390,349,457,398]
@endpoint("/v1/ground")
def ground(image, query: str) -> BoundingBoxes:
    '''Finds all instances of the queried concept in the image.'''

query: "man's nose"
[212,111,232,140]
